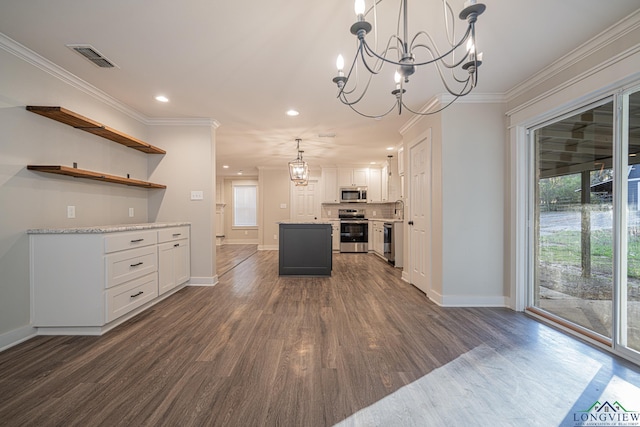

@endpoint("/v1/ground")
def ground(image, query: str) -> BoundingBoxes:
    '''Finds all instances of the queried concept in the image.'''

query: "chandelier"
[332,0,486,118]
[288,138,309,186]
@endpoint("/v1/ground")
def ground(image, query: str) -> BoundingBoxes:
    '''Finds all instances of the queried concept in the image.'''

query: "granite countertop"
[27,222,191,234]
[368,218,404,223]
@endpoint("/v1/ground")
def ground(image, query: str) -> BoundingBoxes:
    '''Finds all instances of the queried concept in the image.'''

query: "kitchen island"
[278,222,332,276]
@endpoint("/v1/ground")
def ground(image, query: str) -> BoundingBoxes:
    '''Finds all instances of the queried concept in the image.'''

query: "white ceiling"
[1,0,638,176]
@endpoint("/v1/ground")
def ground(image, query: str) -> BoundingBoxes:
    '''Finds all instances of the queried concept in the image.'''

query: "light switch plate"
[191,190,204,201]
[67,205,76,218]
[280,203,287,209]
[129,207,134,217]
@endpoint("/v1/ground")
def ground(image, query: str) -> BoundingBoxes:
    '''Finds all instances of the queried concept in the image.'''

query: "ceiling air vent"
[66,44,118,68]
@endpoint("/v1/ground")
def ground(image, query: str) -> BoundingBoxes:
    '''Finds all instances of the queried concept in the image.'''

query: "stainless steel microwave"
[340,187,367,203]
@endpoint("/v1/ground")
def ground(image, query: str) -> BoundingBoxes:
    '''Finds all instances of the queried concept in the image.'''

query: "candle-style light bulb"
[355,0,365,18]
[394,71,401,89]
[336,55,344,72]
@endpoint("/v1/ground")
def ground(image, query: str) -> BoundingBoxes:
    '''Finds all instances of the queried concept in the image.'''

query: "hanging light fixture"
[332,0,486,118]
[288,138,309,185]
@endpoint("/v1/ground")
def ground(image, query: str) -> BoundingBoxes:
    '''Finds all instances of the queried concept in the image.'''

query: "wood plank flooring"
[1,251,640,426]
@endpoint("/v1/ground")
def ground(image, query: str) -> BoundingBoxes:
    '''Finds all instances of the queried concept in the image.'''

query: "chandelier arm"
[348,100,399,119]
[360,35,404,75]
[408,24,472,66]
[411,42,470,70]
[441,0,456,47]
[337,65,378,106]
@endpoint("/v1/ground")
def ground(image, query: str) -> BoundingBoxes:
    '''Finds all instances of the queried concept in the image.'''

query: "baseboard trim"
[258,245,278,251]
[427,290,509,308]
[0,325,37,353]
[188,276,218,287]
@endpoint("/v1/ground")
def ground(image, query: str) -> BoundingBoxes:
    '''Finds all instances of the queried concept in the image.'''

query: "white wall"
[0,37,218,348]
[441,103,507,306]
[148,124,217,284]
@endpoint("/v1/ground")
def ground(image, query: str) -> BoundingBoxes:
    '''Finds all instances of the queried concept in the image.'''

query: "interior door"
[291,179,320,222]
[408,131,431,294]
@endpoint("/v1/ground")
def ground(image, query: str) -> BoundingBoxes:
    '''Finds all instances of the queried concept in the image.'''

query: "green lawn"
[540,229,640,278]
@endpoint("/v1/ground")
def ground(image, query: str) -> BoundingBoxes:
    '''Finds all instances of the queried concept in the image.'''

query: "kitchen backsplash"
[320,202,402,220]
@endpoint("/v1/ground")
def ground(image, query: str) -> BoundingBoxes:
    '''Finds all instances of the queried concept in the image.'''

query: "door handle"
[408,221,414,225]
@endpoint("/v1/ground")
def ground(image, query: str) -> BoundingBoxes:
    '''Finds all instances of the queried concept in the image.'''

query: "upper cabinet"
[338,167,369,187]
[322,168,339,203]
[397,146,405,176]
[368,168,382,202]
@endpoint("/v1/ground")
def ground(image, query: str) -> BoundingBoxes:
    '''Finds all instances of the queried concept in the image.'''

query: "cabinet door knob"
[408,221,414,225]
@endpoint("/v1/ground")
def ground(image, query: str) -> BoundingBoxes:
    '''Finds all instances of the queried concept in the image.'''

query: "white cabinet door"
[338,168,369,187]
[158,239,190,296]
[331,221,340,251]
[158,241,176,295]
[353,168,369,186]
[338,168,354,187]
[381,164,389,202]
[368,168,382,202]
[322,168,339,203]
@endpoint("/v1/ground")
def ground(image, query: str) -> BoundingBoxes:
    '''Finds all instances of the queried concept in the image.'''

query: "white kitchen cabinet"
[369,220,385,257]
[381,164,389,202]
[29,223,190,335]
[322,167,339,203]
[158,226,190,295]
[330,220,340,251]
[368,168,382,202]
[397,147,405,176]
[338,167,368,187]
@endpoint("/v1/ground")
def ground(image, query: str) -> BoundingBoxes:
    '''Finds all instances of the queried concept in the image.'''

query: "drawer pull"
[130,291,144,298]
[130,262,144,267]
[172,233,181,237]
[130,238,144,243]
[174,243,180,247]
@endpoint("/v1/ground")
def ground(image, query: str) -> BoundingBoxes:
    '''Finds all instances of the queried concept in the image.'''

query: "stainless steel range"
[338,209,368,253]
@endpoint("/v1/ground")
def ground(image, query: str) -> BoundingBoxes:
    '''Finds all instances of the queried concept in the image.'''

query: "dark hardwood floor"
[1,250,640,426]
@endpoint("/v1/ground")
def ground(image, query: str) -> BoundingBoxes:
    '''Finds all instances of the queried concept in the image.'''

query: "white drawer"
[106,245,157,288]
[158,226,190,243]
[105,273,158,323]
[104,230,157,254]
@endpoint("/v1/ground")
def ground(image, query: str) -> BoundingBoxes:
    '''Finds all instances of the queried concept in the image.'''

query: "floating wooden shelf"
[27,165,166,189]
[26,106,166,154]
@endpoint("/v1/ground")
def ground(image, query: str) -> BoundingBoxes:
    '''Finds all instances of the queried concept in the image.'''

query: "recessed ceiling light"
[370,162,376,165]
[222,165,229,169]
[286,109,299,116]
[237,171,243,175]
[155,95,169,103]
[386,147,394,151]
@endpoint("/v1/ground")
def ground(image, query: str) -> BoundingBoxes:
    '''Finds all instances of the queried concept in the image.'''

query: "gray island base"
[278,223,332,276]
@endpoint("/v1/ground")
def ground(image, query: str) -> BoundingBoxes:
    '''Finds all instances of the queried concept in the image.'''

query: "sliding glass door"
[623,89,640,354]
[530,87,640,360]
[532,100,614,342]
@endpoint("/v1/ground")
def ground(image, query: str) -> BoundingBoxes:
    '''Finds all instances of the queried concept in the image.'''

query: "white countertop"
[27,222,191,234]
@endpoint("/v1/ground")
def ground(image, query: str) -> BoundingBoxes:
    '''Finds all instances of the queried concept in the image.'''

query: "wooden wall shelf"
[27,165,166,189]
[26,106,166,154]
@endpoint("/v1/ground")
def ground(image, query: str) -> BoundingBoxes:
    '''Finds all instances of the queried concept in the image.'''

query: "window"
[233,182,257,227]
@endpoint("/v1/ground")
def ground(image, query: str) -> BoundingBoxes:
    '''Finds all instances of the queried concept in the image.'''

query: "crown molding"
[399,92,506,135]
[145,117,221,128]
[0,32,219,128]
[505,9,640,103]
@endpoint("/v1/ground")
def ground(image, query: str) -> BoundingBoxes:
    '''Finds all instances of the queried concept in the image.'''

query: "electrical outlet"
[129,207,134,217]
[244,230,248,235]
[274,234,278,240]
[67,205,76,218]
[191,190,204,201]
[328,210,331,216]
[280,203,287,209]
[373,210,377,216]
